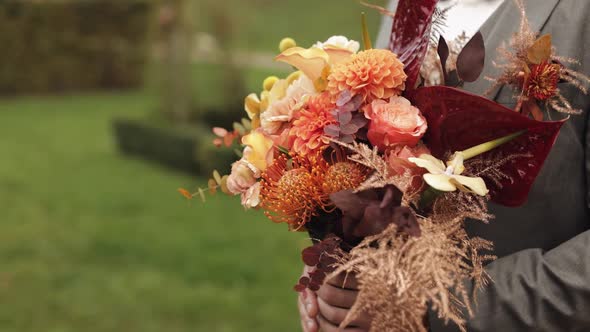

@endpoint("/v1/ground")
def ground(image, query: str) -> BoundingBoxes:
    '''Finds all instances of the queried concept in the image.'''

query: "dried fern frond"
[330,213,494,332]
[330,139,419,201]
[430,6,452,45]
[330,140,391,182]
[464,152,532,189]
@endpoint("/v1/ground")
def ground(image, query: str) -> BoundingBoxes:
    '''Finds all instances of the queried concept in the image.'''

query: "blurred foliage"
[113,117,237,176]
[0,0,154,95]
[195,0,388,52]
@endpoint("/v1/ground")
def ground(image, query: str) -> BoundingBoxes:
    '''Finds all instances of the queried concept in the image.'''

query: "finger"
[326,271,359,290]
[299,293,318,332]
[302,289,318,317]
[317,283,358,308]
[317,313,366,332]
[318,297,371,328]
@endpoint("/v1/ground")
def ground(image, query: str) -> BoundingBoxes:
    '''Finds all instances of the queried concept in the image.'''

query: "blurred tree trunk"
[209,2,246,113]
[159,0,194,122]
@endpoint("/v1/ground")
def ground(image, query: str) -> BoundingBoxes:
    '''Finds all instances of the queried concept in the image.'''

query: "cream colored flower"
[408,152,489,196]
[314,36,360,53]
[241,182,261,208]
[260,75,316,135]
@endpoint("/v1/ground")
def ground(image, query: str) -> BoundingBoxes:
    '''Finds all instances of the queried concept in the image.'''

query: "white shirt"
[438,0,504,40]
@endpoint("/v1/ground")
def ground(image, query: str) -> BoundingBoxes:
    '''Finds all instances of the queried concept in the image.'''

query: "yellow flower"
[279,37,297,52]
[242,131,274,172]
[276,47,331,84]
[263,76,279,91]
[408,152,489,196]
[275,38,356,91]
[244,93,261,119]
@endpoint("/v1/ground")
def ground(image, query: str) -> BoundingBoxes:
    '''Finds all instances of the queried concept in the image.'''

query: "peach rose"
[387,144,431,176]
[226,159,257,195]
[388,144,431,195]
[364,96,427,151]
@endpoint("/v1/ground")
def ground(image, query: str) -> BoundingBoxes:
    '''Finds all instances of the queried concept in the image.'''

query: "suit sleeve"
[428,230,590,332]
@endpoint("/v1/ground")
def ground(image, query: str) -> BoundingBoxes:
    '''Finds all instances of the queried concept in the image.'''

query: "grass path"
[0,92,306,331]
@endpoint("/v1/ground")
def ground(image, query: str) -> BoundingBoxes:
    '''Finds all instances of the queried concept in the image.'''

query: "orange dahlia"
[289,92,337,156]
[259,153,330,229]
[327,49,407,102]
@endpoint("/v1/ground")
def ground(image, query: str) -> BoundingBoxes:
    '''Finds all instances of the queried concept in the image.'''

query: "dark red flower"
[525,61,560,101]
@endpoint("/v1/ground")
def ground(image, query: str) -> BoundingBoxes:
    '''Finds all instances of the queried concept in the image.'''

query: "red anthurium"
[389,0,439,91]
[408,86,565,207]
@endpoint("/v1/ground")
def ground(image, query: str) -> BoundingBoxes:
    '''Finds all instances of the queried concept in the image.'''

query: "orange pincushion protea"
[327,49,407,102]
[525,61,560,101]
[259,153,330,229]
[322,161,369,195]
[289,92,337,156]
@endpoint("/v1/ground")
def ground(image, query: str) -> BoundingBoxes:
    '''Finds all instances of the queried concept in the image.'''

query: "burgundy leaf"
[309,282,321,291]
[299,276,310,286]
[437,35,450,83]
[408,86,565,206]
[294,284,306,292]
[389,0,439,91]
[302,246,321,266]
[355,202,396,238]
[392,207,421,237]
[295,237,342,292]
[456,31,485,82]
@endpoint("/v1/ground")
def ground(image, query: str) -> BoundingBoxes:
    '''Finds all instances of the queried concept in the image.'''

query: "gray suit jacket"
[377,1,590,331]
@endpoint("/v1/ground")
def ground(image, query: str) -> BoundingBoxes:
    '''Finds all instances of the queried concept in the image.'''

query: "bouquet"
[181,0,589,330]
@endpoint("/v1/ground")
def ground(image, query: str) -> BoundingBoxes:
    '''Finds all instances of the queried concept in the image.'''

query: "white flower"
[314,36,360,53]
[241,182,261,208]
[408,152,489,196]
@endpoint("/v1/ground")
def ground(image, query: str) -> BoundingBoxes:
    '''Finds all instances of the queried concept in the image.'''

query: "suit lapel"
[463,0,560,99]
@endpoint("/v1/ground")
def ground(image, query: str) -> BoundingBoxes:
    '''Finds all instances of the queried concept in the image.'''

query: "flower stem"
[418,187,444,211]
[361,13,372,50]
[461,130,527,160]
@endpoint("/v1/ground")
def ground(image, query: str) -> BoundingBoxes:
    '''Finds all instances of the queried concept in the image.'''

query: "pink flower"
[387,144,431,176]
[364,96,427,151]
[226,160,258,195]
[387,144,431,196]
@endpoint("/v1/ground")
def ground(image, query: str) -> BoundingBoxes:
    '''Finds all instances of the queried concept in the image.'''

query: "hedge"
[0,0,154,94]
[113,118,237,176]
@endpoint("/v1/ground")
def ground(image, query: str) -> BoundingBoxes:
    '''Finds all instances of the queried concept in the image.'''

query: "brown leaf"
[527,34,552,64]
[456,32,485,82]
[523,100,544,121]
[437,35,450,83]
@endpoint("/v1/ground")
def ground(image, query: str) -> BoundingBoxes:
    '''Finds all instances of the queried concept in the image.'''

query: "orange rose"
[364,96,427,151]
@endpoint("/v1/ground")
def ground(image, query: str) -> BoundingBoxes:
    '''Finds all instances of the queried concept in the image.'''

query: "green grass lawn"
[0,92,308,332]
